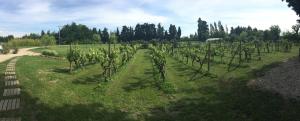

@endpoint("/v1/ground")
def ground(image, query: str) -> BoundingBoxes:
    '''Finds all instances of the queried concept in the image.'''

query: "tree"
[110,33,118,48]
[292,24,300,35]
[41,30,45,36]
[197,18,209,41]
[283,0,300,21]
[116,28,120,42]
[98,29,102,38]
[269,25,281,41]
[218,21,225,38]
[120,26,130,42]
[177,27,181,40]
[169,24,177,40]
[134,24,143,41]
[157,23,165,41]
[209,24,215,37]
[164,31,169,40]
[22,33,40,39]
[60,22,93,44]
[92,28,98,34]
[92,34,101,43]
[214,22,218,36]
[263,30,271,41]
[102,28,109,43]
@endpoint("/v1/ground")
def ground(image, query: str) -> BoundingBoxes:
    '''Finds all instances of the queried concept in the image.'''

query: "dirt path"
[252,58,300,99]
[0,47,40,63]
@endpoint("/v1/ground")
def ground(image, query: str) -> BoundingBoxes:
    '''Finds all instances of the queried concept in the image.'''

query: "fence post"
[298,48,300,62]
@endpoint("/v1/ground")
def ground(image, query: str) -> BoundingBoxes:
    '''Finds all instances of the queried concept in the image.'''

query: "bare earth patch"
[253,58,300,99]
[0,47,40,63]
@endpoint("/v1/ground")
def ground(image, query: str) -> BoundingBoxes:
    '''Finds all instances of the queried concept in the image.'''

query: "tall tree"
[41,30,45,36]
[283,0,300,21]
[269,25,281,41]
[157,23,165,41]
[292,24,300,36]
[197,18,209,41]
[209,24,215,37]
[169,24,177,40]
[120,26,129,42]
[164,30,169,40]
[214,22,218,36]
[218,21,225,38]
[102,28,109,43]
[134,24,143,41]
[177,27,181,40]
[116,28,120,42]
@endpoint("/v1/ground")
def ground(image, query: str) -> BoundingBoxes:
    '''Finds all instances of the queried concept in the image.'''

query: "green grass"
[4,45,300,121]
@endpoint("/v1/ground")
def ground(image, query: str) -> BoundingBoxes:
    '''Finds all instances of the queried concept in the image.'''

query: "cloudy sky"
[0,0,298,37]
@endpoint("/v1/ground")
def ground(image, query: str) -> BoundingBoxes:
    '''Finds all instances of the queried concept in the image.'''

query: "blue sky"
[0,0,298,37]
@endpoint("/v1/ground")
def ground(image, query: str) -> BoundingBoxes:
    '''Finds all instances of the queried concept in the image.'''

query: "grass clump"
[42,49,58,56]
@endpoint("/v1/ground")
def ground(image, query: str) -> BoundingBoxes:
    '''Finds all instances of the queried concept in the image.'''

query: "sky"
[0,0,298,37]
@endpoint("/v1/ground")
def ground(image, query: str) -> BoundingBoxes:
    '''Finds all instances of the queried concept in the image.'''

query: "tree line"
[195,17,285,42]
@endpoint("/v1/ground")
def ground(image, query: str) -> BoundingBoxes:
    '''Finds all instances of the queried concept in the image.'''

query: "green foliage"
[197,18,209,41]
[41,35,56,46]
[7,38,41,47]
[12,48,18,54]
[2,43,10,54]
[149,44,167,81]
[0,35,14,43]
[42,50,58,56]
[13,45,300,121]
[160,81,176,94]
[60,22,95,44]
[283,0,300,20]
[101,28,110,43]
[67,44,139,81]
[269,25,281,41]
[92,34,101,43]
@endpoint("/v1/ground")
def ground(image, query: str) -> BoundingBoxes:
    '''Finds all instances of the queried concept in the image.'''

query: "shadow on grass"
[122,69,157,92]
[169,58,217,81]
[52,68,70,74]
[145,81,300,121]
[145,59,300,121]
[72,74,103,84]
[122,77,157,92]
[20,91,138,121]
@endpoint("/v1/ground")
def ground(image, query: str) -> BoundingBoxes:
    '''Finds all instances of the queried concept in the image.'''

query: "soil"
[0,47,40,63]
[253,58,300,99]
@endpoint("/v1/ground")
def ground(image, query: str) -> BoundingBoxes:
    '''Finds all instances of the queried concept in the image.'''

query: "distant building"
[206,38,222,42]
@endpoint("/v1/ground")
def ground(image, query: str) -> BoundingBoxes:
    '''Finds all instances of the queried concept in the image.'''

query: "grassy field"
[2,45,300,121]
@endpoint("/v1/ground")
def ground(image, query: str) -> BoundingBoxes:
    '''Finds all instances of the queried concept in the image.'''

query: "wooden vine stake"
[207,42,211,73]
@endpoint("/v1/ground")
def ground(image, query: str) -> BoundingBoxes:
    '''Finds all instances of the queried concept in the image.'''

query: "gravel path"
[254,58,300,99]
[0,47,40,63]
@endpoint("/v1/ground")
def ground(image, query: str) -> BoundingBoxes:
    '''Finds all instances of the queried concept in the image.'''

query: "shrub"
[42,50,58,57]
[8,38,41,47]
[12,48,18,54]
[2,44,10,54]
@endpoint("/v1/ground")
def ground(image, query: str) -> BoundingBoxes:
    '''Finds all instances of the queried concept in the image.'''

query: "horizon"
[0,0,299,37]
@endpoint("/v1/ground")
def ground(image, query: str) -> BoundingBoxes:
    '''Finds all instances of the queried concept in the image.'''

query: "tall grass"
[7,38,41,47]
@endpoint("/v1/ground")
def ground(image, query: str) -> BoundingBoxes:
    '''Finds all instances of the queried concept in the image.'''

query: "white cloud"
[0,0,298,36]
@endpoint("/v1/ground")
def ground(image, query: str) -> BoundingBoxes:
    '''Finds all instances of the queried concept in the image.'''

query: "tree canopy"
[197,18,209,42]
